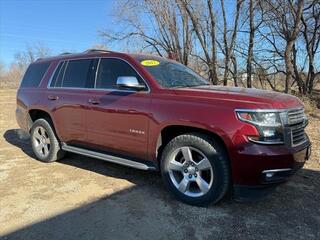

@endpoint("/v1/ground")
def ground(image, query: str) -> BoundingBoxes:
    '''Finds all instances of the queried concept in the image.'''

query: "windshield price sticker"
[141,60,160,66]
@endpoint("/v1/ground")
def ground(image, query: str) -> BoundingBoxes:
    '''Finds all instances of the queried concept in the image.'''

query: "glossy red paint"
[16,51,310,189]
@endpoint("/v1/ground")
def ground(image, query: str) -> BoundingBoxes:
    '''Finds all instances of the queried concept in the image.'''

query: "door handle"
[48,95,59,101]
[88,99,100,105]
[128,109,137,113]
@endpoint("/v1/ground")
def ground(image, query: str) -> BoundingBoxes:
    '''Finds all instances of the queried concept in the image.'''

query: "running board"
[61,144,156,171]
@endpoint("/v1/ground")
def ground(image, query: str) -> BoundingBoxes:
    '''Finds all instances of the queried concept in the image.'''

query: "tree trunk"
[307,63,315,94]
[231,54,238,86]
[246,0,254,88]
[284,42,294,93]
[223,56,229,86]
[292,44,306,94]
[283,0,304,93]
[207,0,218,85]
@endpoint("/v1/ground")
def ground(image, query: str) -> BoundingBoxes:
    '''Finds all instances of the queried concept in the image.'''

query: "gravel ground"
[1,89,320,240]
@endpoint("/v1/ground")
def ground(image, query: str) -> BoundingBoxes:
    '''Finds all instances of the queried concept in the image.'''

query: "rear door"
[46,59,98,145]
[85,58,151,160]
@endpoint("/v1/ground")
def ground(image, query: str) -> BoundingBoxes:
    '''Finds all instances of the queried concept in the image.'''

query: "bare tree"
[0,60,5,78]
[284,0,304,93]
[101,0,192,65]
[261,0,304,93]
[15,43,51,72]
[90,44,108,50]
[242,0,265,88]
[178,0,219,84]
[218,0,244,86]
[301,0,320,94]
[246,0,254,88]
[101,0,319,97]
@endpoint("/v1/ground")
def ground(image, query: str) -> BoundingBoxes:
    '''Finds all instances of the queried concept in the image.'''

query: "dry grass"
[300,94,320,168]
[0,66,22,89]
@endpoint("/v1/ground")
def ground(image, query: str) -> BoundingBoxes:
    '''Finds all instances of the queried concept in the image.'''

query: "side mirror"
[116,76,146,91]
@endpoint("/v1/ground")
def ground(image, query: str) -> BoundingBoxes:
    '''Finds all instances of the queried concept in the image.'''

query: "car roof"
[35,49,124,63]
[35,49,173,64]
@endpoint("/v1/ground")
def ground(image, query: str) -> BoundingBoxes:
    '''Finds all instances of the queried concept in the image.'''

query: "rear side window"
[50,61,67,87]
[20,62,50,87]
[62,59,96,88]
[95,58,144,89]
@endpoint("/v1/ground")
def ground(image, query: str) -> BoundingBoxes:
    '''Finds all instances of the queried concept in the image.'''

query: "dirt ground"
[0,89,319,240]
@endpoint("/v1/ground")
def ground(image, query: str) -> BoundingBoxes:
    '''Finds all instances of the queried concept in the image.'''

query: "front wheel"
[160,133,230,206]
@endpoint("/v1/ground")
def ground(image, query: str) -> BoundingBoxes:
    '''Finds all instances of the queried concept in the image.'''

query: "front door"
[85,58,151,160]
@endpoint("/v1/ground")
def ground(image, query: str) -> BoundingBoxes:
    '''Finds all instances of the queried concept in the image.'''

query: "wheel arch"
[155,124,231,164]
[28,109,60,140]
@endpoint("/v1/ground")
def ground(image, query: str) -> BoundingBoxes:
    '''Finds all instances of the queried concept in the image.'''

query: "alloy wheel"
[32,126,51,158]
[167,146,214,197]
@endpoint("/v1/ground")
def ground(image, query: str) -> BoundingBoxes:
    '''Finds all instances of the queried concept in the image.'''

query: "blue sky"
[1,1,317,70]
[0,0,118,66]
[0,0,238,68]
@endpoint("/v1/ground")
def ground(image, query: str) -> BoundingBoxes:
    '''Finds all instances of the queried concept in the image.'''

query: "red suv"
[16,49,311,206]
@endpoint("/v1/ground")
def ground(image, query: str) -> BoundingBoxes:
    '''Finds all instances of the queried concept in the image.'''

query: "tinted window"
[20,62,50,87]
[134,56,208,88]
[95,58,144,89]
[62,59,96,88]
[54,61,67,87]
[50,61,65,87]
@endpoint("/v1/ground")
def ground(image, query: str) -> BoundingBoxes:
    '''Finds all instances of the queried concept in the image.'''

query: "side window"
[95,58,144,89]
[54,61,67,87]
[20,62,50,87]
[62,59,96,88]
[50,61,65,87]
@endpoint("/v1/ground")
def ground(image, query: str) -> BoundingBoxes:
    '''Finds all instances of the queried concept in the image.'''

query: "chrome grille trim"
[287,108,305,124]
[287,108,308,147]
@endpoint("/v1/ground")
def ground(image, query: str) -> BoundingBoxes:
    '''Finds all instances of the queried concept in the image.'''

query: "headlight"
[236,110,284,144]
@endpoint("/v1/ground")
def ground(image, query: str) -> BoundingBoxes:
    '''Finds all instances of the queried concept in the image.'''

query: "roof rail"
[83,49,111,54]
[60,52,73,55]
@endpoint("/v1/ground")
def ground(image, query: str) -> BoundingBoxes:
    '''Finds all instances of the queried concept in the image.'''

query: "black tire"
[30,118,65,162]
[160,133,230,206]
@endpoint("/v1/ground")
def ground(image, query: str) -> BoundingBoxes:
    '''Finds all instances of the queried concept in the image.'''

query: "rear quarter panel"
[16,61,57,132]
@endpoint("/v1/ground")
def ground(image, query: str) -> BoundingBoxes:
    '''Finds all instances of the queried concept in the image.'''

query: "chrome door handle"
[88,99,100,105]
[48,95,59,100]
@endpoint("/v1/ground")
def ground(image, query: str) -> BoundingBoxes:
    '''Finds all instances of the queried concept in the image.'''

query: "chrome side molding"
[61,144,156,171]
[262,168,292,173]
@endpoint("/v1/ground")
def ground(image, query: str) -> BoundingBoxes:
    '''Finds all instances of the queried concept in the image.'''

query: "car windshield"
[135,56,209,88]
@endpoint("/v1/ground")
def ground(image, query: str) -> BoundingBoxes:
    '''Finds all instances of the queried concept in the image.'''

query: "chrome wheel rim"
[32,126,51,158]
[168,146,214,197]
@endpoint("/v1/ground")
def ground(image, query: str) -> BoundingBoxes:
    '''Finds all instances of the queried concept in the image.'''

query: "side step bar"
[61,144,156,171]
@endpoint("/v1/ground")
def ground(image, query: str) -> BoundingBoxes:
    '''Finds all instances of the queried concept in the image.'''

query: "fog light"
[262,129,275,137]
[266,172,275,178]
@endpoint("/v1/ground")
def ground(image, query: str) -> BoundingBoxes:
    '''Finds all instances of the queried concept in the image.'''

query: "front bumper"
[231,139,311,201]
[231,139,311,186]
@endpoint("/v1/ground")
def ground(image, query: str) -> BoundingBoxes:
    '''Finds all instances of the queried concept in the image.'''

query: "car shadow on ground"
[3,128,162,188]
[3,129,320,239]
[3,129,34,157]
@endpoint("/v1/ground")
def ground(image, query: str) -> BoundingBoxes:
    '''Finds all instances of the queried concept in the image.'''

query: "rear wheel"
[30,118,65,162]
[161,133,230,206]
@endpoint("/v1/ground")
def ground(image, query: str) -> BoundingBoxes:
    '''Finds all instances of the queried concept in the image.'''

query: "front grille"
[287,108,308,147]
[290,122,307,146]
[288,108,305,124]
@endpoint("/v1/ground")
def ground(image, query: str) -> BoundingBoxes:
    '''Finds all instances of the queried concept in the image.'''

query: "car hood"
[173,85,303,109]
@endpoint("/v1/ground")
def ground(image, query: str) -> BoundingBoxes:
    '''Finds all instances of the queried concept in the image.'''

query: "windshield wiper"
[171,85,193,88]
[193,84,210,87]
